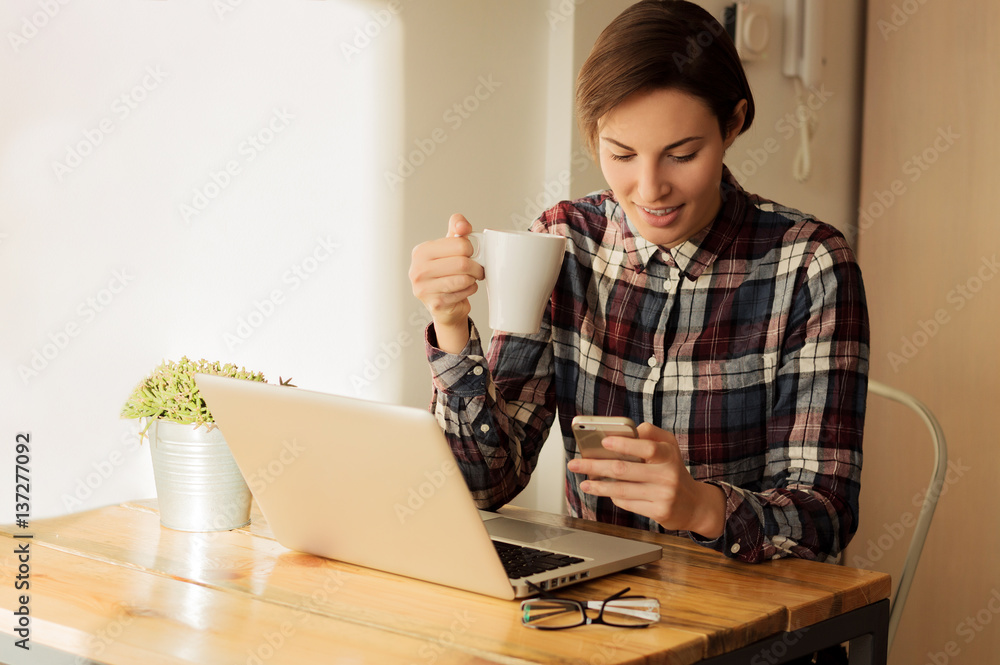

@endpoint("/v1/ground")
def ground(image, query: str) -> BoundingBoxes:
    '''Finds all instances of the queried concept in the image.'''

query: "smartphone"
[571,415,643,463]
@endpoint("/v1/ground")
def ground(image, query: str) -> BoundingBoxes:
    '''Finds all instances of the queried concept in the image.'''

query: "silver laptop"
[195,374,662,599]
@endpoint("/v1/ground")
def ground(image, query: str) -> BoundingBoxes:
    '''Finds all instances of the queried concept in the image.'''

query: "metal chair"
[866,380,948,652]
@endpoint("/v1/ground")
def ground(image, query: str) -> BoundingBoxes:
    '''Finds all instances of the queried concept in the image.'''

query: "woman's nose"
[637,160,670,203]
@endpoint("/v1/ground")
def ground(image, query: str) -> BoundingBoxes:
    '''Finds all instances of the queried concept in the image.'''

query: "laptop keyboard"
[492,540,584,580]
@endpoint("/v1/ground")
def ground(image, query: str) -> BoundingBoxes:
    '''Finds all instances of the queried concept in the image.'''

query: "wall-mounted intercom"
[782,0,825,182]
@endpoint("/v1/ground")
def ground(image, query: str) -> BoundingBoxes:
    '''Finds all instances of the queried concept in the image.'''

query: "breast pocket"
[688,353,776,467]
[702,353,774,392]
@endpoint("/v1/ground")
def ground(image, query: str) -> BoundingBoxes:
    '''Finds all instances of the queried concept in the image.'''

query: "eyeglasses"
[520,584,660,630]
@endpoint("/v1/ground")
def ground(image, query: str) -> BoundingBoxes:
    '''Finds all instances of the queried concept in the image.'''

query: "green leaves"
[120,356,266,430]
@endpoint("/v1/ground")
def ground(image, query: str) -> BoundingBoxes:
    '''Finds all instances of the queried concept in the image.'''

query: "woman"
[408,0,868,566]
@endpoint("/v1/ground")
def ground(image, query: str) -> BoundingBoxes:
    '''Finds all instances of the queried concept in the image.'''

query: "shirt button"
[480,424,490,433]
[730,543,741,554]
[647,356,657,367]
[472,366,484,376]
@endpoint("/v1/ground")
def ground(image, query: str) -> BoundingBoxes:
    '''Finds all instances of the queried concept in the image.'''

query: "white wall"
[1,0,404,520]
[1,0,865,522]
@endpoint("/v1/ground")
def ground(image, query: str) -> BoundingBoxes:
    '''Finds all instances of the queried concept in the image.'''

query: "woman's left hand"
[566,422,727,538]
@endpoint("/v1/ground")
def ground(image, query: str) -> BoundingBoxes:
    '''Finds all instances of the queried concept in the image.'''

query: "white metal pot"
[147,419,251,532]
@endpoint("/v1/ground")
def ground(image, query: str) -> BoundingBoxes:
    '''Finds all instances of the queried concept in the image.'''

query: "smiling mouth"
[639,204,681,216]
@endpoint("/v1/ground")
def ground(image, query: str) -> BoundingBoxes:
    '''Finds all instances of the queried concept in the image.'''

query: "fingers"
[409,254,484,293]
[600,434,676,467]
[566,429,682,482]
[408,213,484,328]
[411,236,477,263]
[636,422,678,445]
[568,456,646,483]
[578,476,669,503]
[447,213,473,238]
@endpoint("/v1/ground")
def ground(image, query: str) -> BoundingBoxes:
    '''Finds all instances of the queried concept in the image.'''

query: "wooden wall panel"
[852,1,1000,663]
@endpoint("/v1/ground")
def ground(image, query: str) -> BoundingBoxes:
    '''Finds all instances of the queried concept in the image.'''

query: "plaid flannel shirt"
[426,168,869,563]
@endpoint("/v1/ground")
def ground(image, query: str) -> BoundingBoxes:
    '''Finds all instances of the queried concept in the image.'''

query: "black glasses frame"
[520,581,659,630]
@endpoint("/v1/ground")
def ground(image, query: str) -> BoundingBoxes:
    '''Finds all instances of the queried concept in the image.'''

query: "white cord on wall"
[792,78,817,182]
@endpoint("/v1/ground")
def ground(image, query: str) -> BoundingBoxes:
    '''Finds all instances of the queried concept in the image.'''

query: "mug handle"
[466,232,485,264]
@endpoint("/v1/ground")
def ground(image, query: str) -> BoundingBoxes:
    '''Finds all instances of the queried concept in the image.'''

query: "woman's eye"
[609,153,634,162]
[670,152,697,163]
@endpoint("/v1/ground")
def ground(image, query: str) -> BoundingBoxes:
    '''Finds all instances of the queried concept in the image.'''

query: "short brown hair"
[576,0,755,157]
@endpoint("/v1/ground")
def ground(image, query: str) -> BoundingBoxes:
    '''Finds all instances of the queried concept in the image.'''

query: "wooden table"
[1,500,890,665]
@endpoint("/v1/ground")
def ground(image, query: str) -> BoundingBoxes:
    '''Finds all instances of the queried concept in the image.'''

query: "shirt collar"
[616,165,748,279]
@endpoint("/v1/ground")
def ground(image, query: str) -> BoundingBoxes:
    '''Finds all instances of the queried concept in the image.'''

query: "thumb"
[636,422,678,445]
[447,213,473,238]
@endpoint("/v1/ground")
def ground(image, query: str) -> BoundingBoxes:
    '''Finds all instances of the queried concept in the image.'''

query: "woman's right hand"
[408,213,485,353]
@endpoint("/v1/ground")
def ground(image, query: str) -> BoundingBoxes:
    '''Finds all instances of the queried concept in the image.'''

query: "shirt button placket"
[643,354,660,416]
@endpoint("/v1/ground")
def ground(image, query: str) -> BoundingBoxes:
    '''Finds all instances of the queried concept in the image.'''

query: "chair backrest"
[866,380,948,651]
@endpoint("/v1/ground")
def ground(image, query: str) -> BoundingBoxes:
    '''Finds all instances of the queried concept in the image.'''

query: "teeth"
[641,205,677,216]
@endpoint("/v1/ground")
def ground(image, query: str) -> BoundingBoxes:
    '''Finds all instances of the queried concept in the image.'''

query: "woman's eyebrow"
[600,135,703,152]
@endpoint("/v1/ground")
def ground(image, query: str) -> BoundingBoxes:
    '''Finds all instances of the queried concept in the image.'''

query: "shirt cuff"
[689,481,767,562]
[425,321,489,397]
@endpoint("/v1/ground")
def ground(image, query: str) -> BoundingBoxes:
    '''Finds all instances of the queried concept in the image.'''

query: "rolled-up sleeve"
[426,319,559,509]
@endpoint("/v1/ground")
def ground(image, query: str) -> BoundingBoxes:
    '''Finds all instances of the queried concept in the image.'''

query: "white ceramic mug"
[468,229,567,334]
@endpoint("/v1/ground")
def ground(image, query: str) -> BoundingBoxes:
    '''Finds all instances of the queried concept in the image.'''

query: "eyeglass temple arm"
[583,598,660,620]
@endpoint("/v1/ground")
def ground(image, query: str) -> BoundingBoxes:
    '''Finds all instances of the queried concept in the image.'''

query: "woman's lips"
[636,203,683,227]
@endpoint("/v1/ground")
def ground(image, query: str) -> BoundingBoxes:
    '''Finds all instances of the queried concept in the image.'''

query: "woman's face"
[598,87,743,249]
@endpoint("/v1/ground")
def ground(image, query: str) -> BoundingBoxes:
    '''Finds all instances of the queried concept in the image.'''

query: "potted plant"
[121,356,267,532]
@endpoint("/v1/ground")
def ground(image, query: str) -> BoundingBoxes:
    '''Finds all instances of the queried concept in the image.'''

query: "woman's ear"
[723,99,749,149]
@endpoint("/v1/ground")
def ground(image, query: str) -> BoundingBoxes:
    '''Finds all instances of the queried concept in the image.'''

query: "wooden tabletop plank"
[1,507,708,665]
[0,542,506,665]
